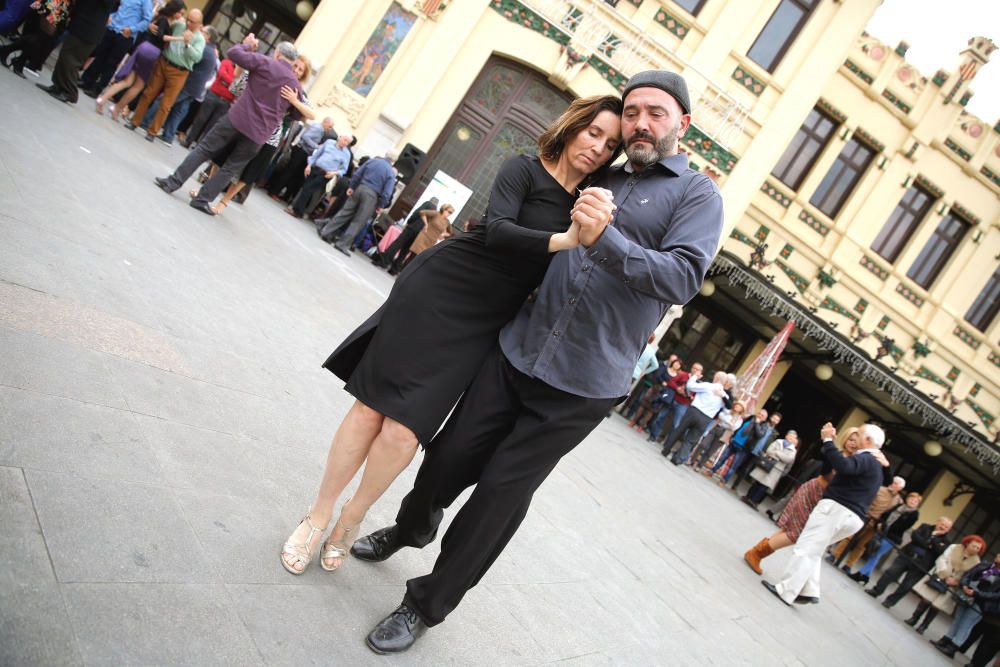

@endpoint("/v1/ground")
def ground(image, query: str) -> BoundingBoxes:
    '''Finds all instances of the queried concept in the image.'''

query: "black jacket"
[69,0,119,42]
[880,505,919,544]
[961,563,1000,616]
[901,523,951,570]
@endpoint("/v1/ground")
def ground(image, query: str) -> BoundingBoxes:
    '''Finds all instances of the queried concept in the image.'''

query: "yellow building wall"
[919,470,975,526]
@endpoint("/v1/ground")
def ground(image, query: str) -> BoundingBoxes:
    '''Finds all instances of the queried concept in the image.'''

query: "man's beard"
[625,123,680,168]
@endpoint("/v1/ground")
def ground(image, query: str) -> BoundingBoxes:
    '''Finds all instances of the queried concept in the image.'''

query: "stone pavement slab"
[0,71,960,666]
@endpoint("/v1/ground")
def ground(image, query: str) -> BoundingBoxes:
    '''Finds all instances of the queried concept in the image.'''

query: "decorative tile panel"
[798,210,831,237]
[732,66,766,96]
[912,340,931,358]
[728,228,756,247]
[966,398,995,429]
[932,70,947,86]
[895,283,925,307]
[990,351,1000,369]
[859,254,889,280]
[780,244,794,259]
[916,366,951,388]
[853,127,885,152]
[683,124,737,174]
[953,325,981,350]
[760,181,791,207]
[490,0,570,45]
[915,174,944,199]
[944,137,973,162]
[587,56,627,92]
[653,9,689,39]
[959,92,972,107]
[877,315,891,330]
[817,269,836,289]
[947,366,961,382]
[854,298,869,315]
[819,296,859,323]
[950,202,981,225]
[775,260,808,293]
[844,60,874,84]
[881,89,912,114]
[970,383,982,397]
[755,225,769,241]
[981,166,1000,187]
[816,98,847,124]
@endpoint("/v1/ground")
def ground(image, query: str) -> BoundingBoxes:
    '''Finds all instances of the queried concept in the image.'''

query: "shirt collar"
[621,151,689,177]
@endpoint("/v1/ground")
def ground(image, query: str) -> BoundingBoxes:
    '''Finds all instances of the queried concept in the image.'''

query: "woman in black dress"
[281,95,622,575]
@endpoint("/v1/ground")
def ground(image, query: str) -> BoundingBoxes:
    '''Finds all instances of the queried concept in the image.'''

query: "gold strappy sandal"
[320,500,365,572]
[280,511,328,575]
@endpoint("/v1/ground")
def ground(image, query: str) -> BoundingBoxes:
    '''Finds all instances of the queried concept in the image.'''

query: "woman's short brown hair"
[537,95,623,166]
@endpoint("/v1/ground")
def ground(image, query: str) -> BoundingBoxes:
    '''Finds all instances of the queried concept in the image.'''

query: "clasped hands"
[550,187,615,253]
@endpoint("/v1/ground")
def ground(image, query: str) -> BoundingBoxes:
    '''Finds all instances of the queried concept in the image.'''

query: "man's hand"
[324,171,336,180]
[963,586,975,596]
[243,32,258,49]
[346,188,354,197]
[147,22,159,35]
[375,207,383,216]
[182,29,193,44]
[821,422,837,442]
[304,166,311,177]
[572,187,615,247]
[122,27,132,38]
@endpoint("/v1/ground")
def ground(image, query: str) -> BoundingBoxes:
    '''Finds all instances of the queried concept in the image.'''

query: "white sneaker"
[23,67,40,77]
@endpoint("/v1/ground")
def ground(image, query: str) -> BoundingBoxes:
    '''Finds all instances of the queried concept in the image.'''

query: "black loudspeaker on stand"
[394,143,426,183]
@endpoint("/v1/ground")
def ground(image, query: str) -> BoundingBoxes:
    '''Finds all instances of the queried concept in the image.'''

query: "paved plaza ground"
[0,72,968,665]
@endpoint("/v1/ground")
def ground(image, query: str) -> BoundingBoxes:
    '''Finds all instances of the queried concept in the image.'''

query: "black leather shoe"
[931,638,956,658]
[881,600,893,608]
[366,603,427,654]
[334,245,351,256]
[189,199,216,216]
[35,82,56,93]
[81,86,99,99]
[351,525,402,562]
[761,580,791,606]
[849,571,869,584]
[794,595,819,605]
[153,177,174,193]
[865,588,879,597]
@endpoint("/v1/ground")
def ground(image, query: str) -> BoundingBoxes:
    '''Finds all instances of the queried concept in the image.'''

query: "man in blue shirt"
[351,70,724,654]
[80,0,153,96]
[317,153,397,256]
[288,134,353,217]
[267,117,336,202]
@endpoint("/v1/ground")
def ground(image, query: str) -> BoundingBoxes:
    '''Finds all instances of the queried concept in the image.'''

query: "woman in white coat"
[906,535,985,634]
[742,431,797,510]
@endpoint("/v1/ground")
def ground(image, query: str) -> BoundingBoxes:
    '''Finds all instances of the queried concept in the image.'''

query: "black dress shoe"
[794,595,819,605]
[334,245,351,256]
[761,580,792,607]
[189,199,216,216]
[153,177,175,193]
[366,603,427,654]
[351,525,402,562]
[865,588,879,597]
[35,82,56,93]
[81,86,99,99]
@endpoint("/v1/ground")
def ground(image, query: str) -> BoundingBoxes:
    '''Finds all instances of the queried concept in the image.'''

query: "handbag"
[756,456,777,473]
[927,575,949,594]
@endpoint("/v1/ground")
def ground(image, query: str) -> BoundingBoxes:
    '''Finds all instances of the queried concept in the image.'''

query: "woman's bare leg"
[767,530,793,552]
[320,416,419,569]
[281,400,384,572]
[212,181,245,213]
[114,77,146,119]
[98,73,134,112]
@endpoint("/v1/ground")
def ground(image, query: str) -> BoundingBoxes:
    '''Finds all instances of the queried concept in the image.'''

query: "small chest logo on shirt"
[639,198,649,205]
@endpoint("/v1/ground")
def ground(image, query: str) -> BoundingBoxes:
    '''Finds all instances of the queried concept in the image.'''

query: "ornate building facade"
[295,0,1000,538]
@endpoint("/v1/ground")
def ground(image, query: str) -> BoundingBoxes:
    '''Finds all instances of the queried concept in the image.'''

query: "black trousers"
[394,345,615,626]
[970,625,1000,667]
[185,91,230,145]
[0,14,60,71]
[728,453,759,489]
[661,406,712,461]
[163,115,261,206]
[51,33,99,102]
[267,146,309,200]
[380,225,420,269]
[80,28,131,92]
[291,170,329,215]
[870,554,925,606]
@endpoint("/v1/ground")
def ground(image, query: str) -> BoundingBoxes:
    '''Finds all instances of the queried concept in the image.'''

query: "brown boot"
[743,538,774,575]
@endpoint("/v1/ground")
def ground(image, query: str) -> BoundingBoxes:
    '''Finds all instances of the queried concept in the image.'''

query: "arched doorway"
[391,56,574,226]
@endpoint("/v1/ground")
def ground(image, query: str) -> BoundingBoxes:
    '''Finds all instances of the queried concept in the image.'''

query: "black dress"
[323,155,575,443]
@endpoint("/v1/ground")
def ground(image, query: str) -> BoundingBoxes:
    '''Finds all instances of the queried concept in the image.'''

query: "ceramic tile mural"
[343,2,417,97]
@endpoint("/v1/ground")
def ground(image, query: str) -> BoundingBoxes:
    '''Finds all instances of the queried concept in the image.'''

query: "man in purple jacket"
[155,33,308,215]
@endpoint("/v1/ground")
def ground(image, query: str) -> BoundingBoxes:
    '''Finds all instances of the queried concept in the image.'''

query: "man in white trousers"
[762,422,889,605]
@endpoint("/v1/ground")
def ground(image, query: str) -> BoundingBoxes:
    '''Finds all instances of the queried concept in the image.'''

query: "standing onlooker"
[845,491,921,584]
[372,197,438,271]
[729,411,782,490]
[317,152,397,256]
[691,402,745,470]
[128,8,204,140]
[866,516,953,607]
[662,371,731,464]
[154,35,309,215]
[0,0,33,36]
[396,202,454,265]
[905,535,985,634]
[268,116,336,202]
[628,335,660,408]
[931,551,1000,659]
[287,133,353,218]
[649,361,698,442]
[703,407,767,480]
[830,475,905,569]
[742,431,798,509]
[36,0,119,103]
[761,423,888,605]
[138,24,217,144]
[182,55,235,146]
[0,0,72,78]
[80,0,152,96]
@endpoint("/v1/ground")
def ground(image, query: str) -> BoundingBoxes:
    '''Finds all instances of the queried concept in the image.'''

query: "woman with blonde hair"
[279,95,623,575]
[744,427,887,573]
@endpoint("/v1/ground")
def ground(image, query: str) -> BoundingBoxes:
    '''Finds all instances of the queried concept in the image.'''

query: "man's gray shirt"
[499,152,724,399]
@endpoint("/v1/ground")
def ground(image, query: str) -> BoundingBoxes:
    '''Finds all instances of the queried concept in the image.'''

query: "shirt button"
[624,278,630,284]
[582,265,591,272]
[553,330,561,337]
[569,297,577,305]
[600,258,608,264]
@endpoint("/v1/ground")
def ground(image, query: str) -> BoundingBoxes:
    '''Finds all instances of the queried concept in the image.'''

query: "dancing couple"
[279,70,725,653]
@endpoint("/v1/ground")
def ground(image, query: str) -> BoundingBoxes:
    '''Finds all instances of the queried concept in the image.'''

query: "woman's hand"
[572,187,615,247]
[280,85,297,102]
[547,218,580,253]
[870,450,890,467]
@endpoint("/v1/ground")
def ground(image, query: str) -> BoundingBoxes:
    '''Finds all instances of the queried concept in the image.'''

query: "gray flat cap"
[622,70,691,115]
